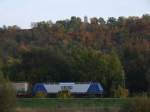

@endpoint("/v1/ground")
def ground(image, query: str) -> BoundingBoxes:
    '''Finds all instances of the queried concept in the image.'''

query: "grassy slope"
[17,98,128,109]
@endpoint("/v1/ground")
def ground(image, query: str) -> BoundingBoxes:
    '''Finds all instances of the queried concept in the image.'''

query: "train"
[12,82,104,97]
[12,82,29,96]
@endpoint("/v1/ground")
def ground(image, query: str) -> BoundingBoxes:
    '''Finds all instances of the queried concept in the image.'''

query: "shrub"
[35,91,47,98]
[114,85,129,98]
[0,74,16,112]
[57,90,71,98]
[121,97,150,112]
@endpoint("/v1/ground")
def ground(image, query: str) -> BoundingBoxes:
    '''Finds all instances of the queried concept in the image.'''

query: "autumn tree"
[0,73,16,112]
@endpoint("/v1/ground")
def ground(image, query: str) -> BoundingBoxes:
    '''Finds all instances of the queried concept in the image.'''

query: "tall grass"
[17,98,128,108]
[16,107,120,112]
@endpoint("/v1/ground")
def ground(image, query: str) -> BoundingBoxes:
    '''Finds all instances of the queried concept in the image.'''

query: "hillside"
[0,15,150,96]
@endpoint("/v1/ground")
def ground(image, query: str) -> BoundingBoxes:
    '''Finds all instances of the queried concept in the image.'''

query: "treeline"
[0,15,150,96]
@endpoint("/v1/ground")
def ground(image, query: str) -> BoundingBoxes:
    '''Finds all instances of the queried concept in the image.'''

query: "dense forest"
[0,15,150,96]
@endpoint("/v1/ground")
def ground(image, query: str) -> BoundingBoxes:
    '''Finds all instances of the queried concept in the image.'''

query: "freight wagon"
[12,82,29,96]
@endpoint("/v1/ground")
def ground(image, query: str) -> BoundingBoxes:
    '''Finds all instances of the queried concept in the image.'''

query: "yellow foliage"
[35,91,47,98]
[57,90,71,98]
[114,85,129,98]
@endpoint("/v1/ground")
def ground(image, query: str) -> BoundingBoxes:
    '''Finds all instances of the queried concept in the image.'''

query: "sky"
[0,0,150,28]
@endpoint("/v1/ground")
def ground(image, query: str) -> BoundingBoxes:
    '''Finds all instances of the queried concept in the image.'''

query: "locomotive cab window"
[61,86,73,91]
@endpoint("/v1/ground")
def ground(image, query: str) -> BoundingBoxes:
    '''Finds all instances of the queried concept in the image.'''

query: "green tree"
[19,47,72,83]
[67,46,124,96]
[101,51,125,96]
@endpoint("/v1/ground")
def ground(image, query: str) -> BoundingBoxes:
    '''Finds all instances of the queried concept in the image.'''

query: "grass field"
[17,98,128,109]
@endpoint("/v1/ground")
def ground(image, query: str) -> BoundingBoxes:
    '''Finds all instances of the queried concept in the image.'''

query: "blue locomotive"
[13,82,104,97]
[32,82,103,96]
